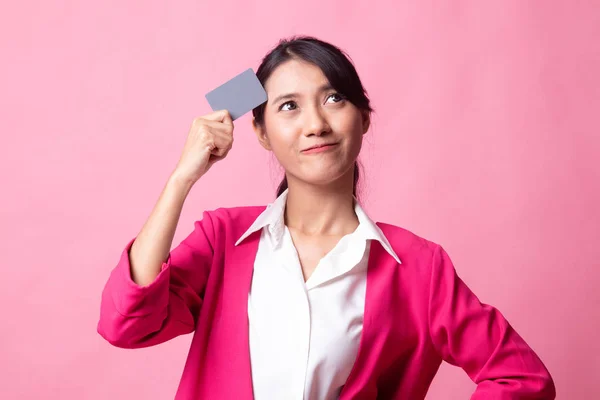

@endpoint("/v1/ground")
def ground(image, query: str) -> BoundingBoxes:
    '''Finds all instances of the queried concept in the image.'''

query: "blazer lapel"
[340,233,401,399]
[211,210,263,399]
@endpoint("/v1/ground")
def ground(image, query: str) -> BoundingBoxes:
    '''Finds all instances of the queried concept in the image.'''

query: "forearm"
[429,245,555,398]
[129,172,195,286]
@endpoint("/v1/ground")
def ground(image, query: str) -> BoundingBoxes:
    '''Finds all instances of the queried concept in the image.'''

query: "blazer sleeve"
[427,245,556,399]
[97,211,216,349]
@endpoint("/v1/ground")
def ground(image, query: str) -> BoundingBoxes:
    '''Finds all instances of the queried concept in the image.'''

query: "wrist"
[167,171,196,194]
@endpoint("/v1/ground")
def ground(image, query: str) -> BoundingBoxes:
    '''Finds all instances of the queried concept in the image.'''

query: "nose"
[303,107,331,137]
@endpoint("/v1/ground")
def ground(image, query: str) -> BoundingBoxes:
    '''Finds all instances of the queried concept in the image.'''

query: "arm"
[97,175,216,348]
[428,245,556,399]
[97,110,234,348]
[97,211,215,348]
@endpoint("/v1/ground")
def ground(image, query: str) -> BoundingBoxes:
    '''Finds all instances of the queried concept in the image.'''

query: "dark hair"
[252,36,373,198]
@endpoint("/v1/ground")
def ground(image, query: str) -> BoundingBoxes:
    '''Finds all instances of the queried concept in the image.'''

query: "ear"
[361,110,371,135]
[252,118,272,150]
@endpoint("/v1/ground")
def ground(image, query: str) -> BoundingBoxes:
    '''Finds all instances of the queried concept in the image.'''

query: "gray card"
[205,68,268,120]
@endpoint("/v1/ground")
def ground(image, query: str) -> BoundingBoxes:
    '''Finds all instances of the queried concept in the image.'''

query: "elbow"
[539,371,557,399]
[97,320,140,349]
[518,367,556,399]
[96,307,155,349]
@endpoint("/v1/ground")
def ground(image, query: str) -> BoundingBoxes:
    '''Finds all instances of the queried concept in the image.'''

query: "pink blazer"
[98,206,555,399]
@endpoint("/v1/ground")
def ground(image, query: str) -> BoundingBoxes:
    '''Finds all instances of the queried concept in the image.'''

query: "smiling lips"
[302,142,339,154]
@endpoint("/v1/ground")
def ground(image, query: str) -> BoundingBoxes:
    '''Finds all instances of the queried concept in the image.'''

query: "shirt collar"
[235,188,289,247]
[353,200,402,264]
[235,189,401,264]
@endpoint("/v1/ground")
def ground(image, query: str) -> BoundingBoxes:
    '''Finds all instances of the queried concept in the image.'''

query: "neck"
[284,170,359,236]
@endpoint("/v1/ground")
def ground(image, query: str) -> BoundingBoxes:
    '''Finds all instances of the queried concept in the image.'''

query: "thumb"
[221,110,233,127]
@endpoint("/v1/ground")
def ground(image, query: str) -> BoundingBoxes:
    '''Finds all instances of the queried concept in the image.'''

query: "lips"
[302,142,339,153]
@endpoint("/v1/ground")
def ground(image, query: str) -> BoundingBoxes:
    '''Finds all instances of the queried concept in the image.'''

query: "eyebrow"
[270,83,334,105]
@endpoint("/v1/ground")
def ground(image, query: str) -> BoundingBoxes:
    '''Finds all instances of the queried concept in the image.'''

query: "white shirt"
[235,190,401,400]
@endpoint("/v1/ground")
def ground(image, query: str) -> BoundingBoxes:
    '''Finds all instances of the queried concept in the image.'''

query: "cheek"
[264,121,299,158]
[333,114,364,150]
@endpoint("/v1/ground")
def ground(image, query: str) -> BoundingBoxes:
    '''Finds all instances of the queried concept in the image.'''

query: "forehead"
[264,59,329,94]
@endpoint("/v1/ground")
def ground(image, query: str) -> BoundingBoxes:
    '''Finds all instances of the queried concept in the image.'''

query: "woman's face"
[253,58,369,189]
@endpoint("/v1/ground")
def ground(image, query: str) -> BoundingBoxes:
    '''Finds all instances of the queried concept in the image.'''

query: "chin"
[299,169,353,188]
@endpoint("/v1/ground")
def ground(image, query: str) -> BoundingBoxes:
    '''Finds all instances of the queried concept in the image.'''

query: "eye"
[326,93,345,104]
[279,101,298,111]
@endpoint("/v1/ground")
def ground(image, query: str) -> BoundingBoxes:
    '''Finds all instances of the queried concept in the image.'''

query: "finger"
[211,127,234,144]
[211,130,233,150]
[202,109,233,124]
[210,144,229,158]
[200,119,234,136]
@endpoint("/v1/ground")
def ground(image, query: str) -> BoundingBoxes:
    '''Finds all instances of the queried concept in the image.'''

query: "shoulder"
[206,205,266,222]
[198,205,267,241]
[376,221,442,262]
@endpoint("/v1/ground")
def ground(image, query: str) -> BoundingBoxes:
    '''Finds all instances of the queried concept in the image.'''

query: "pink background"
[1,1,598,398]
